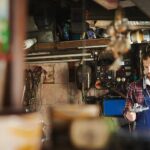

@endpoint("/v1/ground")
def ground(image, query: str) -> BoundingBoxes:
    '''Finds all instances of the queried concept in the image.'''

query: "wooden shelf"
[32,38,110,51]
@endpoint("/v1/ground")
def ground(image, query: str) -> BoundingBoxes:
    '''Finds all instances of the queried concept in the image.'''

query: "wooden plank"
[34,42,56,50]
[57,38,109,49]
[32,38,110,51]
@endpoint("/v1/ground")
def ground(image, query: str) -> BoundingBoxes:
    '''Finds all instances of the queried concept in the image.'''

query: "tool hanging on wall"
[75,62,93,102]
[23,66,45,112]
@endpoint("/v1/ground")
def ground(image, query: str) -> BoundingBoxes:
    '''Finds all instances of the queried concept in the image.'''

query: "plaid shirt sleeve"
[123,80,144,116]
[124,82,136,114]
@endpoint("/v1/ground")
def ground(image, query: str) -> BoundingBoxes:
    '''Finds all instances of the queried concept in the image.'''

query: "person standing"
[124,48,150,132]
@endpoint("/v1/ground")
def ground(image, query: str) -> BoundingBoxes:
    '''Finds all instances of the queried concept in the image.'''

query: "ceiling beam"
[120,0,135,8]
[131,0,150,18]
[93,0,118,10]
[93,0,135,10]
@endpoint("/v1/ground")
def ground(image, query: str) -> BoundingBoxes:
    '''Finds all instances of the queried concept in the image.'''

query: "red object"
[95,80,101,89]
[0,53,11,61]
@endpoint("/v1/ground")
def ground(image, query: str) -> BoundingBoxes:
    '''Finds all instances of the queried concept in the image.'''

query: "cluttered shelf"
[31,38,110,51]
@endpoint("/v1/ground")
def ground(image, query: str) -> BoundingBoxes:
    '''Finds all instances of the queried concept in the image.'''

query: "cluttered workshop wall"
[24,63,82,119]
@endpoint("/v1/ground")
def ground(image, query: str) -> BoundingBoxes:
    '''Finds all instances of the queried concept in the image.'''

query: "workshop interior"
[1,0,150,150]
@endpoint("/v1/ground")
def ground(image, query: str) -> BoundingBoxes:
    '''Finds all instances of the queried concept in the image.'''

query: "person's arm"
[124,82,136,122]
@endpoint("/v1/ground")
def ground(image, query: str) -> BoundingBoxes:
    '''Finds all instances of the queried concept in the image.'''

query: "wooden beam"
[34,42,56,50]
[120,0,135,8]
[131,0,150,18]
[32,38,110,51]
[57,38,109,49]
[93,0,135,9]
[93,0,118,10]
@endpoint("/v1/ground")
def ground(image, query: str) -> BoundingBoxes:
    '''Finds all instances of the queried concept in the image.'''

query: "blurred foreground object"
[106,7,131,71]
[49,104,118,150]
[107,130,150,150]
[0,0,10,109]
[0,111,42,150]
[70,117,118,149]
[107,7,130,59]
[0,0,9,53]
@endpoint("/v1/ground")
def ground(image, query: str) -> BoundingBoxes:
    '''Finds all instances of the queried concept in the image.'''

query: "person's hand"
[125,111,136,122]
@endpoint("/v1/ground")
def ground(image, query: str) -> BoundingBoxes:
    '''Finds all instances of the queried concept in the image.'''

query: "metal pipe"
[26,58,94,64]
[27,52,51,56]
[78,45,107,49]
[26,53,92,60]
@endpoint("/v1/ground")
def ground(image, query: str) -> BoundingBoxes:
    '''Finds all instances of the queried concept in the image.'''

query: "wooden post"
[3,0,27,109]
